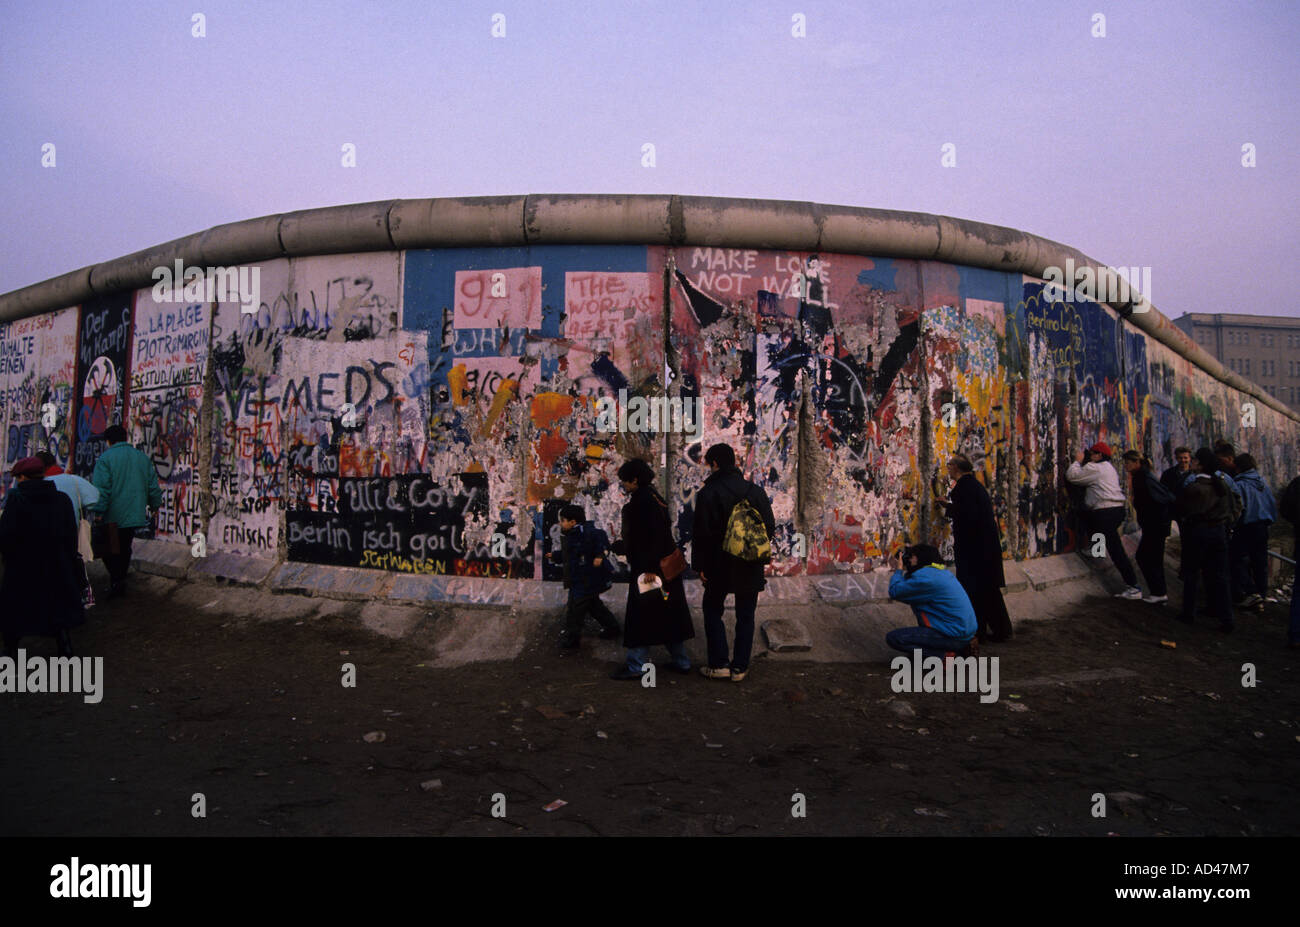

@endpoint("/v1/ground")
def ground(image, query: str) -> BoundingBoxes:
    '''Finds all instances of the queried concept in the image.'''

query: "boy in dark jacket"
[1123,451,1175,603]
[1175,448,1236,631]
[550,503,619,649]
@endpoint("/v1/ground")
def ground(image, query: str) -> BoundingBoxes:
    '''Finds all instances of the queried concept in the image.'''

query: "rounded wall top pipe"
[1,193,1295,423]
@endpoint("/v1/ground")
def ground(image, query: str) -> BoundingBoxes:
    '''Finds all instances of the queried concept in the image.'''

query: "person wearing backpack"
[1228,453,1278,611]
[1279,473,1300,648]
[1174,448,1237,632]
[1123,450,1175,603]
[691,443,775,682]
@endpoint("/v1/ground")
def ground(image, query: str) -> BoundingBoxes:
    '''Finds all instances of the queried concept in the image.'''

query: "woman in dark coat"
[938,453,1013,643]
[1,456,85,657]
[608,458,695,679]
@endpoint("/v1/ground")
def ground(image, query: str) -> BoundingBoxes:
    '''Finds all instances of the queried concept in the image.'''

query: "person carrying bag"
[609,458,695,680]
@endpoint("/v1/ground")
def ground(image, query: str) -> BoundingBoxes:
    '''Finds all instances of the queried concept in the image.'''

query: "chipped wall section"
[0,307,78,502]
[1,244,1297,581]
[72,294,133,476]
[208,259,290,557]
[655,247,927,573]
[129,295,209,542]
[403,246,663,581]
[208,253,412,561]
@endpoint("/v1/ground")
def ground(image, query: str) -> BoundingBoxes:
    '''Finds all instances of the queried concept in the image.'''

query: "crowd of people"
[5,424,1297,670]
[0,425,161,658]
[554,443,776,681]
[559,443,1017,673]
[880,440,1300,661]
[1064,439,1294,636]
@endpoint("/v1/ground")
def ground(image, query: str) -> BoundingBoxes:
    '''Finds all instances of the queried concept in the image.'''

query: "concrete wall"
[2,197,1297,584]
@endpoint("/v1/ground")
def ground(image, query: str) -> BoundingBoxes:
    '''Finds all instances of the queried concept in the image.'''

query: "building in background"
[1173,313,1300,414]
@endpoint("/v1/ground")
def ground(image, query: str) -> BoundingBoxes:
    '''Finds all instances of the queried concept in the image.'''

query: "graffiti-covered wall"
[2,239,1297,579]
[1,307,78,487]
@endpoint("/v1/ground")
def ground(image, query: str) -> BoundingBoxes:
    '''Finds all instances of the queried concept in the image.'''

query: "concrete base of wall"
[116,542,1187,665]
[191,551,278,586]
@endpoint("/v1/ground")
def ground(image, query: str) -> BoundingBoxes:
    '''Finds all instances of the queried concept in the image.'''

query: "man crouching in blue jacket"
[885,544,979,660]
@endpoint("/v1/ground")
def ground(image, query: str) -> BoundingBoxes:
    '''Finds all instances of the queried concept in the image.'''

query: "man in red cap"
[1066,442,1143,599]
[0,457,85,657]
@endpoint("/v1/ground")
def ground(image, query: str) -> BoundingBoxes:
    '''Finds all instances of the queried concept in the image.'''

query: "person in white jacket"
[1066,441,1142,599]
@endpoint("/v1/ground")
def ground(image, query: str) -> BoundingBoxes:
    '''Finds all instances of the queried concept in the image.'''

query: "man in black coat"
[0,456,85,657]
[937,454,1013,643]
[691,443,775,682]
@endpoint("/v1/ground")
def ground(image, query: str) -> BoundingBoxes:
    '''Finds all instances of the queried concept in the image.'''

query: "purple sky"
[3,0,1297,319]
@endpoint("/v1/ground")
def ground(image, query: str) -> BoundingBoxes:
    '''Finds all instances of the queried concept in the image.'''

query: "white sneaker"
[1142,594,1168,604]
[1115,587,1143,600]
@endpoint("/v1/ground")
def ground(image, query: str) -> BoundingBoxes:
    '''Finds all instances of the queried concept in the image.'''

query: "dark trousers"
[1181,526,1233,626]
[104,530,136,587]
[958,573,1013,641]
[1289,558,1300,645]
[1228,521,1270,601]
[564,593,618,640]
[1134,528,1168,596]
[1086,506,1138,587]
[885,626,969,661]
[702,582,759,671]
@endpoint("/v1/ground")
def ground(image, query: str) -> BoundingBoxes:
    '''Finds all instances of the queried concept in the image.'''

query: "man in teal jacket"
[885,544,979,659]
[90,424,162,598]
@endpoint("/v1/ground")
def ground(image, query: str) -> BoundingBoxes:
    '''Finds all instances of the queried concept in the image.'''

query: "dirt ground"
[2,568,1297,838]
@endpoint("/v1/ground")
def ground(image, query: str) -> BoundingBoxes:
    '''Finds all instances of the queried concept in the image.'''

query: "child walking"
[550,504,620,649]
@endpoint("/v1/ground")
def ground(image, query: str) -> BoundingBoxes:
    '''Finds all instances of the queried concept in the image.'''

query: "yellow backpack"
[722,488,771,562]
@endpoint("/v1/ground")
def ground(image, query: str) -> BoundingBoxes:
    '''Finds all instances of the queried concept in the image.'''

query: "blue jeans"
[702,583,759,671]
[886,626,970,660]
[627,643,690,672]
